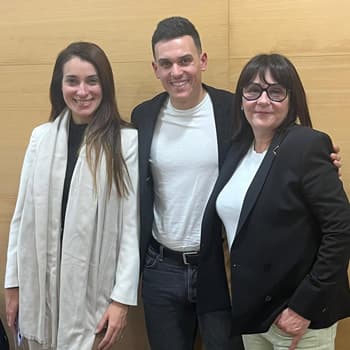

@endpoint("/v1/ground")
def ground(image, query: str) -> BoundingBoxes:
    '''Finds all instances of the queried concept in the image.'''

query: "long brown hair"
[49,41,130,196]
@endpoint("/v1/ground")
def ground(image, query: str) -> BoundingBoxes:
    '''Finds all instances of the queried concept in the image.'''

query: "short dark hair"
[233,53,312,141]
[151,16,202,57]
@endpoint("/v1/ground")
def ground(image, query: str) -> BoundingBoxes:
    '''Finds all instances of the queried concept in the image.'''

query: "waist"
[149,236,200,265]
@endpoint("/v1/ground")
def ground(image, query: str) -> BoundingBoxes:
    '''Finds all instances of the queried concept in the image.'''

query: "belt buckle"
[182,251,198,265]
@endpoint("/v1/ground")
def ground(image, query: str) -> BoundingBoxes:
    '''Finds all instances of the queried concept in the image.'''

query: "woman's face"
[242,70,289,137]
[62,56,103,124]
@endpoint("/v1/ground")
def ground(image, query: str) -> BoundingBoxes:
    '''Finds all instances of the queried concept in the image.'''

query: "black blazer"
[202,124,350,334]
[131,84,236,313]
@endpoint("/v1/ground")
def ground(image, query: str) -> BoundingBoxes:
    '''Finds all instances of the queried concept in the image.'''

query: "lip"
[74,98,93,102]
[254,110,271,114]
[73,98,95,108]
[169,79,189,88]
[74,98,94,103]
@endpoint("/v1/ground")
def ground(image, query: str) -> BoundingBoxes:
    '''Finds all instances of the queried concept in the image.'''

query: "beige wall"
[1,1,349,349]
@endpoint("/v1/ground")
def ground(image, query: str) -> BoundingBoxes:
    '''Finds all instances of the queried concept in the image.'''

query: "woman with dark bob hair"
[4,42,139,350]
[202,53,350,349]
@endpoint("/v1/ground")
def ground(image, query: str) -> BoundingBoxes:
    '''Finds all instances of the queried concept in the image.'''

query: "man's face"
[152,35,208,110]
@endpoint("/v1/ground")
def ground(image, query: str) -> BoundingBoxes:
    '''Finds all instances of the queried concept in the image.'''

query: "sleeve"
[110,129,140,305]
[4,126,44,288]
[288,131,350,319]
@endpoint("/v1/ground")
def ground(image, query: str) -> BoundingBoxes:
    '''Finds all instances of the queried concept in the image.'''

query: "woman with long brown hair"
[5,42,139,350]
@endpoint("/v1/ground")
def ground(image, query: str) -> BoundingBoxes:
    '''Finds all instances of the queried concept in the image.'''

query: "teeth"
[75,99,92,106]
[171,81,187,87]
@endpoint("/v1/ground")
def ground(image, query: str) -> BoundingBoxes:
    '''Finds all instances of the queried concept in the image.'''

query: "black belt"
[149,237,200,265]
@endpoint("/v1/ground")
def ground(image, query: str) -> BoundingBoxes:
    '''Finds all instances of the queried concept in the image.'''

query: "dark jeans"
[141,244,244,350]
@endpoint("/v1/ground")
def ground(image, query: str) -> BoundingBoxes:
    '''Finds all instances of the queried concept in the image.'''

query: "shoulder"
[19,122,53,165]
[284,125,332,149]
[121,127,138,141]
[31,122,52,138]
[204,84,235,101]
[120,127,138,157]
[28,122,52,148]
[277,125,333,167]
[131,92,168,118]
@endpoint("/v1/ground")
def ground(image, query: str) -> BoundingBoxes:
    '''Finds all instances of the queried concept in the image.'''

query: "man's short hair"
[151,16,202,57]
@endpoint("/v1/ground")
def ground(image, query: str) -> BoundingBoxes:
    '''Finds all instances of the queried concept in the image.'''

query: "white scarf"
[11,110,139,349]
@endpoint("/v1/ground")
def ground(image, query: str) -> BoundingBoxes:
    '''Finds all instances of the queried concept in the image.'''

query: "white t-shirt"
[216,144,266,249]
[150,93,218,251]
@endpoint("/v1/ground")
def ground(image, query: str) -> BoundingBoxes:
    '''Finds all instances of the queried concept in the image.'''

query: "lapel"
[205,139,251,221]
[235,128,290,236]
[138,93,168,182]
[139,85,234,178]
[205,85,235,168]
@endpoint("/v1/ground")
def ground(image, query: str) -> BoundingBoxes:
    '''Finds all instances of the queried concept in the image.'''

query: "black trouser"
[141,243,244,350]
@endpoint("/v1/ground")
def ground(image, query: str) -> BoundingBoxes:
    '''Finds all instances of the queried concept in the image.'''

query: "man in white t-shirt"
[131,16,244,350]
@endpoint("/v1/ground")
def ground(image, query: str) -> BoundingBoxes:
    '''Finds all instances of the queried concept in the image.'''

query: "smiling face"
[152,35,208,110]
[242,70,289,138]
[62,56,103,124]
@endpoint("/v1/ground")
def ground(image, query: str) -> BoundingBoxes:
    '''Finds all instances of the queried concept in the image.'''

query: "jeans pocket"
[144,247,159,269]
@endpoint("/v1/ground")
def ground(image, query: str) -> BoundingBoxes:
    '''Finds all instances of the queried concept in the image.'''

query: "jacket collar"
[235,127,290,236]
[138,84,234,178]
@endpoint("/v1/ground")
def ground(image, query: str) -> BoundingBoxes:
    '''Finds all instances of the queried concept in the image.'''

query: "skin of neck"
[253,130,274,153]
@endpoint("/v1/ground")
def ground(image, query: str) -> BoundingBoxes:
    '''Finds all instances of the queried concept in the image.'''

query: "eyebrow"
[157,54,193,64]
[63,74,99,78]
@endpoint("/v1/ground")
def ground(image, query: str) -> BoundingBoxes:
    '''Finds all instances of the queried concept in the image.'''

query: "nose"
[257,90,270,104]
[76,82,88,96]
[170,63,183,77]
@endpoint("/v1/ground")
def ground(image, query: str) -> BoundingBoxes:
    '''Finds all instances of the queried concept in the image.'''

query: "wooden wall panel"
[1,0,229,64]
[229,0,350,58]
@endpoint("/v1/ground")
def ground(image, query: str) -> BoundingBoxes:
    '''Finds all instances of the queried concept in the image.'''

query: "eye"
[246,85,261,94]
[269,86,284,95]
[268,85,287,100]
[87,76,100,85]
[158,60,172,69]
[242,83,263,101]
[64,77,79,86]
[179,56,193,66]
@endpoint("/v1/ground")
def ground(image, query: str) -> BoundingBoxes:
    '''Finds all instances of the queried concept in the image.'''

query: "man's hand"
[274,307,310,350]
[331,144,341,176]
[5,287,19,336]
[95,301,128,350]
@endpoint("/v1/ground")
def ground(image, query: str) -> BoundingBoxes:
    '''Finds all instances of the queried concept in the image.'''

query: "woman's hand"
[274,307,310,350]
[95,301,128,350]
[5,287,19,336]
